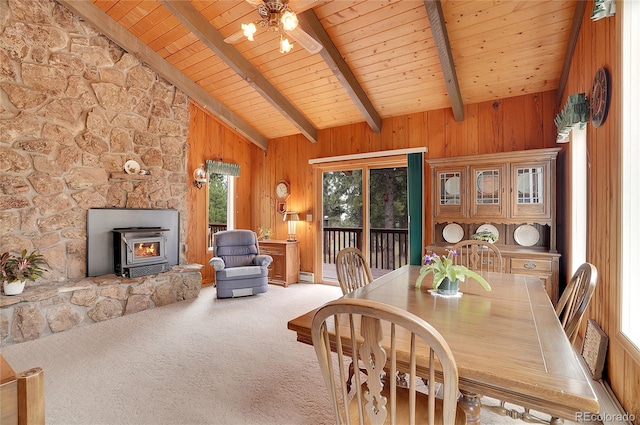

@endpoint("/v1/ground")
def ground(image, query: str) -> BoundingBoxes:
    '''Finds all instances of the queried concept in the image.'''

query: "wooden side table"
[259,240,300,287]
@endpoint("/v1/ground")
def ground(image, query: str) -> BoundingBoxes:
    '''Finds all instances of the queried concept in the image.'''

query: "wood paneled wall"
[187,92,558,280]
[252,92,558,274]
[185,102,262,283]
[559,2,640,417]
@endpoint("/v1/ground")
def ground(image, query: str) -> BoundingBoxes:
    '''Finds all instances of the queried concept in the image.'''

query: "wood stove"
[113,227,170,278]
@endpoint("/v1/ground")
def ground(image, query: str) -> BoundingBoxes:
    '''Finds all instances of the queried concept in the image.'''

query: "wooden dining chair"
[450,240,503,272]
[335,247,375,391]
[311,298,467,425]
[556,262,598,345]
[335,247,374,295]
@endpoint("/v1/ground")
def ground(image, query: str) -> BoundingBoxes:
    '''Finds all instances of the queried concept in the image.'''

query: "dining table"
[287,265,599,425]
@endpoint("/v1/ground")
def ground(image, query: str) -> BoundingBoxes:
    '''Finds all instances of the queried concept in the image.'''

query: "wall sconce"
[283,211,299,242]
[193,164,207,189]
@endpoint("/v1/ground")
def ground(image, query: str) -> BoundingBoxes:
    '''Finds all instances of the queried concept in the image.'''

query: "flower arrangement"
[1,250,49,283]
[415,251,491,291]
[257,226,273,240]
[472,231,498,243]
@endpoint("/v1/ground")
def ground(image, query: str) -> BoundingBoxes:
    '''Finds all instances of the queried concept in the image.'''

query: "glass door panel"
[321,169,363,282]
[516,166,544,204]
[369,167,408,278]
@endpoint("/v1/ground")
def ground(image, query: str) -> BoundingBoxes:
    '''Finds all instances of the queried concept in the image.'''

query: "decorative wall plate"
[590,67,610,128]
[514,224,540,246]
[475,224,499,240]
[443,223,464,243]
[444,176,460,195]
[124,160,140,175]
[476,174,499,195]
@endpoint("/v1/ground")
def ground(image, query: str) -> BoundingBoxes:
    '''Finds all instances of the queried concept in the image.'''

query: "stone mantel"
[0,265,203,346]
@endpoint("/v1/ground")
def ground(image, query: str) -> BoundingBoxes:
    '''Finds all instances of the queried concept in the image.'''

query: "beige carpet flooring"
[1,283,587,425]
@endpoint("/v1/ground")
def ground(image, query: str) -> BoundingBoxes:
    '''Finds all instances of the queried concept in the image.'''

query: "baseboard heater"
[577,355,635,425]
[299,271,314,283]
[591,379,635,425]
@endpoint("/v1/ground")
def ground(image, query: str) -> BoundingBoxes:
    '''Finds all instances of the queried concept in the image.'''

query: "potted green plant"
[415,251,491,295]
[257,226,273,241]
[472,231,498,244]
[1,250,49,296]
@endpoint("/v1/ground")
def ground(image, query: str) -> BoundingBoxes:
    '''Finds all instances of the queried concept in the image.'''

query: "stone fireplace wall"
[0,0,190,283]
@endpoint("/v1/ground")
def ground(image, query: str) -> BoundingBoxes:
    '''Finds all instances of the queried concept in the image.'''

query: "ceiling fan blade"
[286,26,322,54]
[224,29,245,44]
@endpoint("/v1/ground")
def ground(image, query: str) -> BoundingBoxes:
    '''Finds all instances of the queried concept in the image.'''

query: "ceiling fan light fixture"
[279,36,293,53]
[238,0,307,53]
[242,22,257,41]
[281,10,298,31]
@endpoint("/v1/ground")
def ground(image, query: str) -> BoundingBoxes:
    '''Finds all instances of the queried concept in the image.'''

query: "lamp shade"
[283,212,299,222]
[283,212,299,241]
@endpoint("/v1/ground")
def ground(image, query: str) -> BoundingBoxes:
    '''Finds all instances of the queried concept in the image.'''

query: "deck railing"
[208,223,227,248]
[323,226,409,270]
[209,224,408,271]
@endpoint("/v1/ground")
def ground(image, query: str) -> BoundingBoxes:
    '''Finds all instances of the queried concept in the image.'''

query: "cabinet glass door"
[516,167,543,204]
[434,168,466,218]
[511,163,550,218]
[470,166,506,218]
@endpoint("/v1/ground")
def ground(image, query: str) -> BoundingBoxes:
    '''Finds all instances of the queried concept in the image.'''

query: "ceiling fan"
[224,0,323,54]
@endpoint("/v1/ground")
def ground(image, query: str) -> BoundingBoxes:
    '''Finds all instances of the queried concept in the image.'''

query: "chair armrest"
[209,257,225,271]
[254,255,273,267]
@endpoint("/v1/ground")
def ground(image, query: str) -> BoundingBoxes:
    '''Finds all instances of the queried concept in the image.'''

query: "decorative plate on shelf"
[444,176,460,196]
[514,224,540,246]
[124,160,140,175]
[442,223,464,243]
[476,174,499,195]
[475,224,499,241]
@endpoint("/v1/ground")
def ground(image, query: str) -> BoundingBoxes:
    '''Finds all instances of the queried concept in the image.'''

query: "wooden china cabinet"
[426,148,562,304]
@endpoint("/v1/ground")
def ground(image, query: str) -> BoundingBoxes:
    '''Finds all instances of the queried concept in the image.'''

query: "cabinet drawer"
[510,258,552,273]
[260,245,284,255]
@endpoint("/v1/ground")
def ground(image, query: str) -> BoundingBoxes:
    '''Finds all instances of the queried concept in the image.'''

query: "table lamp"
[283,211,299,241]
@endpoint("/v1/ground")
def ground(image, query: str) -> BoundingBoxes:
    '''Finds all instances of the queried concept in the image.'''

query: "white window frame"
[227,176,235,230]
[570,127,587,275]
[620,0,640,357]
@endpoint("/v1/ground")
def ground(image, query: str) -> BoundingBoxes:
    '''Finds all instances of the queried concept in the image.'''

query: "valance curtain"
[206,160,240,177]
[555,93,590,143]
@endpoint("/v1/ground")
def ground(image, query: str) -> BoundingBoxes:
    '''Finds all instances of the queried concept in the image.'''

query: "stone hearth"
[0,264,202,347]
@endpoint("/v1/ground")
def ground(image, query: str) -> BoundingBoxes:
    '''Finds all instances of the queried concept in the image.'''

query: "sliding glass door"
[318,158,409,283]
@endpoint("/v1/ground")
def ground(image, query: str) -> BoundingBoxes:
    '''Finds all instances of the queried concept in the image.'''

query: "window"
[621,0,640,350]
[570,127,587,275]
[207,174,234,248]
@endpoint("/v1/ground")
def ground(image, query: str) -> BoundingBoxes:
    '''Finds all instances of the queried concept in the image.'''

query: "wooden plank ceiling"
[65,0,579,149]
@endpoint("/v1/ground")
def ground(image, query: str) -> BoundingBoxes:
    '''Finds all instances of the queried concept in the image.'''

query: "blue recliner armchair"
[209,230,272,298]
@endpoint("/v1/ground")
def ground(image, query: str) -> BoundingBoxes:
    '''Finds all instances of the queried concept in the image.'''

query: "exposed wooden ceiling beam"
[423,0,464,121]
[160,0,318,143]
[298,9,382,134]
[557,0,587,107]
[57,0,268,150]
